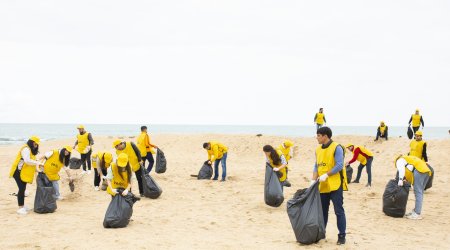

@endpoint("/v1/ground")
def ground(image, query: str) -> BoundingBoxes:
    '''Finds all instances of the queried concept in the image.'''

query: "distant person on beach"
[9,136,43,215]
[40,146,73,200]
[92,151,113,191]
[395,155,432,220]
[374,121,388,141]
[277,140,294,187]
[344,144,374,187]
[113,139,145,196]
[311,127,347,245]
[263,145,288,190]
[73,125,94,175]
[314,108,326,130]
[137,126,158,173]
[203,141,228,181]
[409,131,428,162]
[409,109,424,133]
[106,153,132,197]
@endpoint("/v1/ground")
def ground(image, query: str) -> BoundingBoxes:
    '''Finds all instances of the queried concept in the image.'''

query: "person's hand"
[139,160,144,167]
[273,167,279,171]
[309,180,316,187]
[207,160,212,165]
[319,173,329,182]
[154,145,158,149]
[398,180,403,186]
[344,161,349,166]
[122,189,129,196]
[73,145,76,149]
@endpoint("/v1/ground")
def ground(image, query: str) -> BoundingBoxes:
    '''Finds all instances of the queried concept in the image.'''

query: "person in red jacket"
[344,144,374,187]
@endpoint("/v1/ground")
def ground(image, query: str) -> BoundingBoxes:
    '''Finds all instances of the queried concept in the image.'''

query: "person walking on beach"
[73,125,94,175]
[311,127,347,245]
[395,155,432,220]
[277,140,294,187]
[409,109,424,133]
[92,151,113,191]
[203,141,228,181]
[113,139,145,196]
[9,136,43,215]
[409,130,428,162]
[263,145,288,190]
[106,153,132,197]
[344,144,374,187]
[314,108,326,130]
[374,121,388,141]
[40,146,73,200]
[137,126,158,173]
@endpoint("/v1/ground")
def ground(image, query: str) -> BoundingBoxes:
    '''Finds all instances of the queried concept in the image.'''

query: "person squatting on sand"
[409,109,424,133]
[374,121,388,141]
[345,144,374,187]
[40,146,73,200]
[73,125,94,175]
[106,153,132,197]
[263,145,288,191]
[395,155,432,220]
[277,140,294,187]
[409,130,428,162]
[113,139,145,196]
[203,141,228,181]
[137,126,158,173]
[311,127,347,245]
[9,136,44,215]
[92,151,113,191]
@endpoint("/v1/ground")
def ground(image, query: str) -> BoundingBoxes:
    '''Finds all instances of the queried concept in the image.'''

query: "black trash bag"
[69,157,83,170]
[407,127,414,139]
[103,190,139,228]
[287,181,325,245]
[382,179,411,217]
[264,163,284,207]
[198,161,213,180]
[346,165,353,184]
[155,148,167,174]
[34,172,57,214]
[141,168,162,199]
[425,164,434,190]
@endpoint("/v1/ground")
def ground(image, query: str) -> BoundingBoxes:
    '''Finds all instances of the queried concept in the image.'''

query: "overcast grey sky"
[0,0,449,126]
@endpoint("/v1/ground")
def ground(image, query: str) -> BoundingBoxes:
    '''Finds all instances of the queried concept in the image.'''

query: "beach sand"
[0,134,449,249]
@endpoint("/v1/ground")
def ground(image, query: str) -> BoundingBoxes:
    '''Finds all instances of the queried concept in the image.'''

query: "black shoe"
[283,180,292,187]
[140,193,144,197]
[365,183,371,187]
[220,179,226,182]
[337,235,346,245]
[212,178,218,181]
[351,180,359,184]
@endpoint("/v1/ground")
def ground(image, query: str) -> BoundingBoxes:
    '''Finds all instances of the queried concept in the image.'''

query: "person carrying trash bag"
[344,144,374,187]
[140,167,162,199]
[137,126,158,173]
[92,151,113,191]
[287,181,325,245]
[40,146,74,200]
[277,140,294,187]
[34,172,58,213]
[263,145,288,189]
[104,153,140,228]
[113,139,145,197]
[9,136,44,215]
[263,145,286,207]
[203,141,228,181]
[408,109,424,133]
[395,155,432,220]
[310,127,348,245]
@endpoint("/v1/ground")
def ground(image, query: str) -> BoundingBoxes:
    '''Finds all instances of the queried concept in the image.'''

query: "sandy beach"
[1,134,449,249]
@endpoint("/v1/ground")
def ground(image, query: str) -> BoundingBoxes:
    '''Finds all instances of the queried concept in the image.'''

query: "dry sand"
[1,134,449,249]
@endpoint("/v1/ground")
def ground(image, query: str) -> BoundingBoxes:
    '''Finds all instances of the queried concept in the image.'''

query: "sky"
[0,0,449,126]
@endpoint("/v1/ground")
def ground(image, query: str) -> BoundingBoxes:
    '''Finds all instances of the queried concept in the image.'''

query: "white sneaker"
[94,186,100,191]
[87,170,91,175]
[405,211,422,220]
[17,207,27,215]
[405,210,413,217]
[56,196,64,201]
[81,170,87,175]
[24,190,30,197]
[23,206,32,211]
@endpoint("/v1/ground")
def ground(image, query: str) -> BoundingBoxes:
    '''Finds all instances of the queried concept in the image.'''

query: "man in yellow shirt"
[409,130,428,162]
[203,141,228,181]
[314,108,327,130]
[73,125,94,175]
[408,109,424,133]
[137,126,158,173]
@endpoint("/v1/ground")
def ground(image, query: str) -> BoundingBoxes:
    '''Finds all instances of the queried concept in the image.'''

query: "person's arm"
[73,140,78,148]
[312,163,318,181]
[207,150,212,161]
[328,146,344,176]
[420,116,424,127]
[146,134,157,148]
[347,148,361,165]
[212,145,220,161]
[422,143,428,162]
[385,126,388,139]
[274,155,288,171]
[314,114,317,123]
[88,133,94,146]
[396,158,407,179]
[106,167,115,192]
[408,116,412,125]
[323,116,326,123]
[130,142,142,162]
[21,147,42,167]
[63,166,72,180]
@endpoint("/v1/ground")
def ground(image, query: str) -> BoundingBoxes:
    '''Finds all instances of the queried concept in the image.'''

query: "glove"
[398,180,403,186]
[309,180,316,187]
[111,188,118,194]
[273,167,279,172]
[122,189,129,196]
[319,173,329,182]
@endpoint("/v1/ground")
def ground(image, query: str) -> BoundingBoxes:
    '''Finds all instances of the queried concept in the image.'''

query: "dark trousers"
[354,157,373,185]
[94,167,107,186]
[134,166,144,195]
[412,126,420,133]
[80,149,92,171]
[143,153,155,173]
[13,168,27,206]
[320,186,346,238]
[375,131,388,140]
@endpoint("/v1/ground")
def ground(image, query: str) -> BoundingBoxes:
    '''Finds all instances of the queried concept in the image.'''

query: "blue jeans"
[213,153,227,180]
[320,186,346,238]
[316,124,323,130]
[413,170,429,214]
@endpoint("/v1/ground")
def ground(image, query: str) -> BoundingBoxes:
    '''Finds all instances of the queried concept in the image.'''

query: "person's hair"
[100,155,106,169]
[141,126,147,131]
[263,145,281,166]
[59,148,71,167]
[319,107,323,110]
[203,142,210,149]
[118,163,132,183]
[317,126,332,138]
[26,139,39,155]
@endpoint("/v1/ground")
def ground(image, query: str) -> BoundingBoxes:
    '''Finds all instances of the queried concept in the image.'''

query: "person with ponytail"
[263,145,288,188]
[106,153,132,197]
[40,146,74,200]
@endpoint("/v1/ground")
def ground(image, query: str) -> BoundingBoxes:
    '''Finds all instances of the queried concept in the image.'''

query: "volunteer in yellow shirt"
[374,121,388,141]
[263,145,288,190]
[344,144,374,187]
[113,139,144,196]
[73,125,94,174]
[40,146,73,200]
[314,108,327,130]
[408,109,424,133]
[277,140,294,187]
[137,126,158,173]
[409,130,428,162]
[106,153,132,197]
[92,151,113,191]
[203,141,228,181]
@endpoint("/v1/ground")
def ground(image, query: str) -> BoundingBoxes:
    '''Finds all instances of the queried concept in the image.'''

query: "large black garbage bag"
[103,191,139,228]
[141,168,162,199]
[407,127,413,139]
[34,172,57,214]
[155,148,167,174]
[264,163,284,207]
[425,164,434,190]
[346,165,353,184]
[198,161,213,180]
[382,179,410,217]
[287,181,325,245]
[69,157,83,169]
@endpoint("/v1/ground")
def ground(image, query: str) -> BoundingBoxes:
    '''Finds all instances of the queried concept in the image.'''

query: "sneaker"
[212,178,218,181]
[24,190,30,197]
[220,179,226,182]
[23,206,32,211]
[283,180,292,187]
[404,210,414,217]
[81,170,87,175]
[94,186,100,191]
[405,211,422,220]
[140,194,144,198]
[56,196,64,201]
[365,183,371,187]
[17,207,27,215]
[87,170,91,175]
[337,235,346,245]
[351,180,359,184]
